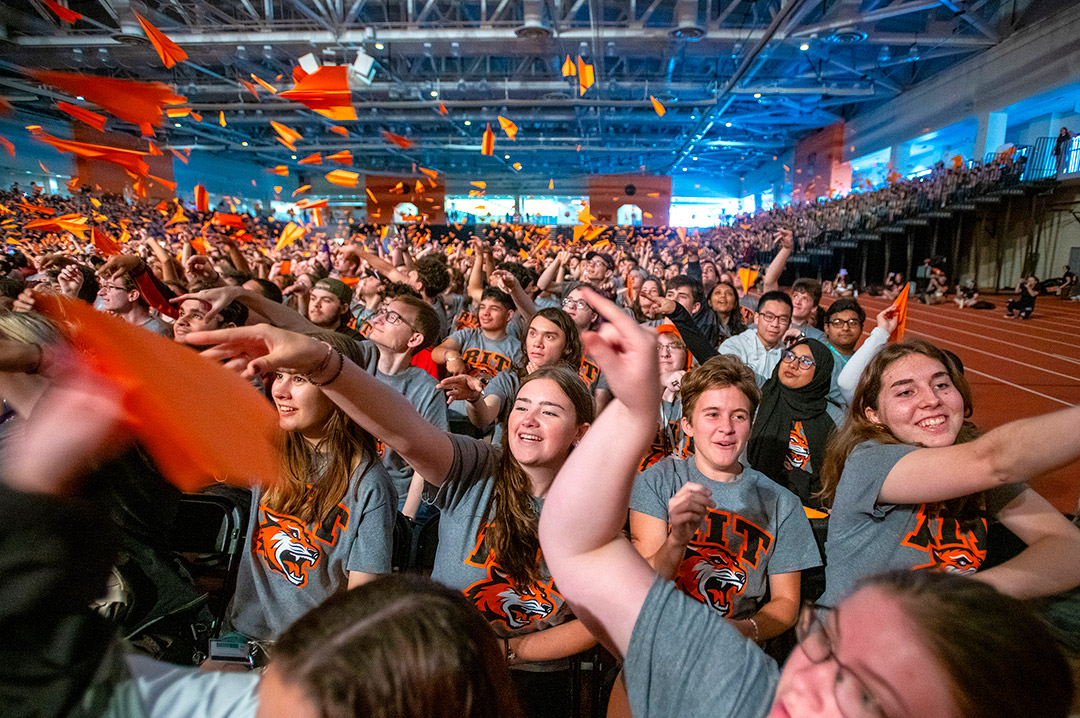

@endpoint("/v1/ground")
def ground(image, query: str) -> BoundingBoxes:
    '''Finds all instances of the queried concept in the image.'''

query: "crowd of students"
[1,180,1079,718]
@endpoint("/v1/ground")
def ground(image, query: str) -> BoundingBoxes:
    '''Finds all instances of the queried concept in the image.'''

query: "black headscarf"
[747,338,835,505]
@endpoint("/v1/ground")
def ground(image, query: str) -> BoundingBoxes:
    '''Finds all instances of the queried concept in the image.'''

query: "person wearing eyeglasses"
[537,291,1073,718]
[366,294,448,519]
[821,299,866,421]
[96,272,172,337]
[717,291,793,387]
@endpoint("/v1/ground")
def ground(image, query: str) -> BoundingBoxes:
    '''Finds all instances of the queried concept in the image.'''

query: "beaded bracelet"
[309,345,344,387]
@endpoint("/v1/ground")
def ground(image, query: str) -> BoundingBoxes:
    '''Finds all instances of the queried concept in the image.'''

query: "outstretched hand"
[171,285,245,324]
[185,324,327,378]
[578,287,659,415]
[876,305,899,335]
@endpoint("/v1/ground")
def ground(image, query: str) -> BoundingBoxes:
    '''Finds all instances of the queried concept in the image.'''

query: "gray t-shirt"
[423,435,572,654]
[375,365,449,503]
[630,458,820,619]
[481,369,521,446]
[447,328,522,417]
[626,578,778,718]
[227,457,397,641]
[820,440,1026,605]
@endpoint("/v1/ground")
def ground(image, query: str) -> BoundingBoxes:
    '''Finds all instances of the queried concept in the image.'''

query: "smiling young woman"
[187,323,598,718]
[818,338,1080,606]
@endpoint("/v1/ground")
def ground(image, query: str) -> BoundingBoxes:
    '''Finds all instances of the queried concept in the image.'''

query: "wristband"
[746,617,760,645]
[309,345,344,387]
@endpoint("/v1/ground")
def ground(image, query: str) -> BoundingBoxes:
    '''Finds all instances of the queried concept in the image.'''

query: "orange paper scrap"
[498,116,518,140]
[32,293,279,492]
[43,0,82,23]
[365,188,377,203]
[275,222,305,251]
[28,69,185,129]
[548,179,554,190]
[325,169,360,187]
[438,102,449,115]
[561,55,576,77]
[326,150,352,164]
[194,184,209,212]
[91,226,121,255]
[134,11,188,69]
[250,73,277,94]
[271,165,289,176]
[279,66,356,121]
[381,130,413,149]
[218,111,226,127]
[57,101,107,131]
[291,184,310,197]
[481,123,495,156]
[888,283,912,342]
[650,96,666,117]
[419,167,438,180]
[270,121,302,152]
[298,153,322,165]
[737,268,758,294]
[577,57,595,95]
[29,129,149,176]
[329,125,349,137]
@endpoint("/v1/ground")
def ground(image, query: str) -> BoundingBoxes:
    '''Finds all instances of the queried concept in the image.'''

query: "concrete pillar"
[889,143,911,176]
[973,110,1008,161]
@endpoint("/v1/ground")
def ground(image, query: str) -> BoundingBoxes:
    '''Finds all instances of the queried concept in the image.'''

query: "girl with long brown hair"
[225,331,397,643]
[190,322,598,718]
[817,338,1080,606]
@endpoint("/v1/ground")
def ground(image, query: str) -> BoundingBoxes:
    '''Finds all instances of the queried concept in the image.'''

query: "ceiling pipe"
[666,0,816,171]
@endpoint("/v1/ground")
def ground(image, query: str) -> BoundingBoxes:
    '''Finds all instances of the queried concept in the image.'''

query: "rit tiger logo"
[253,508,321,587]
[253,504,350,587]
[902,505,987,575]
[464,565,559,631]
[677,545,748,613]
[462,524,562,631]
[675,508,773,616]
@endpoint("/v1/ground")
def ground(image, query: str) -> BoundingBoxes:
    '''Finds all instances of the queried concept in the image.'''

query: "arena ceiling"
[0,0,1060,186]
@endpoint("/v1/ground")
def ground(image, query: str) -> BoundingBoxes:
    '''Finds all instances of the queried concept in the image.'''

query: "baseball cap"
[585,251,615,271]
[313,277,351,304]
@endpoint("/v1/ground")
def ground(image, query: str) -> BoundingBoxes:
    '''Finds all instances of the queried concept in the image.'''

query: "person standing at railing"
[1054,126,1073,179]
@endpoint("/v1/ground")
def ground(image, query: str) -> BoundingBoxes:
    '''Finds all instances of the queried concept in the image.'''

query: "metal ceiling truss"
[0,0,1020,183]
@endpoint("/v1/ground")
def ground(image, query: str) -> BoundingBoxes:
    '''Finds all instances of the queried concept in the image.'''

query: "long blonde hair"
[819,339,980,518]
[263,332,378,524]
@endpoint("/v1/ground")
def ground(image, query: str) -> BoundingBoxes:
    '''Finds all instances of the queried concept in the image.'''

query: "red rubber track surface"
[823,293,1080,512]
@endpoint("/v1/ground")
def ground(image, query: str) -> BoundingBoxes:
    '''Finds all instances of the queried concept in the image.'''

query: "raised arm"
[189,325,456,485]
[880,403,1080,504]
[538,288,661,656]
[537,250,567,294]
[345,245,412,285]
[466,240,488,306]
[761,229,793,294]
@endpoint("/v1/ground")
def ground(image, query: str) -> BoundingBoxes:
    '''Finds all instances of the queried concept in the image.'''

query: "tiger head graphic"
[786,426,811,469]
[931,545,981,575]
[676,545,747,615]
[253,507,321,587]
[464,565,558,631]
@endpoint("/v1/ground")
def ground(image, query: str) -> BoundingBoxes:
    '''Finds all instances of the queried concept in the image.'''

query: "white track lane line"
[904,327,1080,384]
[964,367,1075,407]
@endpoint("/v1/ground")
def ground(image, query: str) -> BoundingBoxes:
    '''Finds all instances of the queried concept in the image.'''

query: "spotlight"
[430,89,439,97]
[799,43,810,51]
[725,122,732,127]
[754,92,762,98]
[241,141,248,146]
[464,120,472,126]
[174,123,182,127]
[374,42,384,50]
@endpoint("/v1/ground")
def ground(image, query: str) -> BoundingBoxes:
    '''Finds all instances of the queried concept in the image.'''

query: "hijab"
[747,338,835,505]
